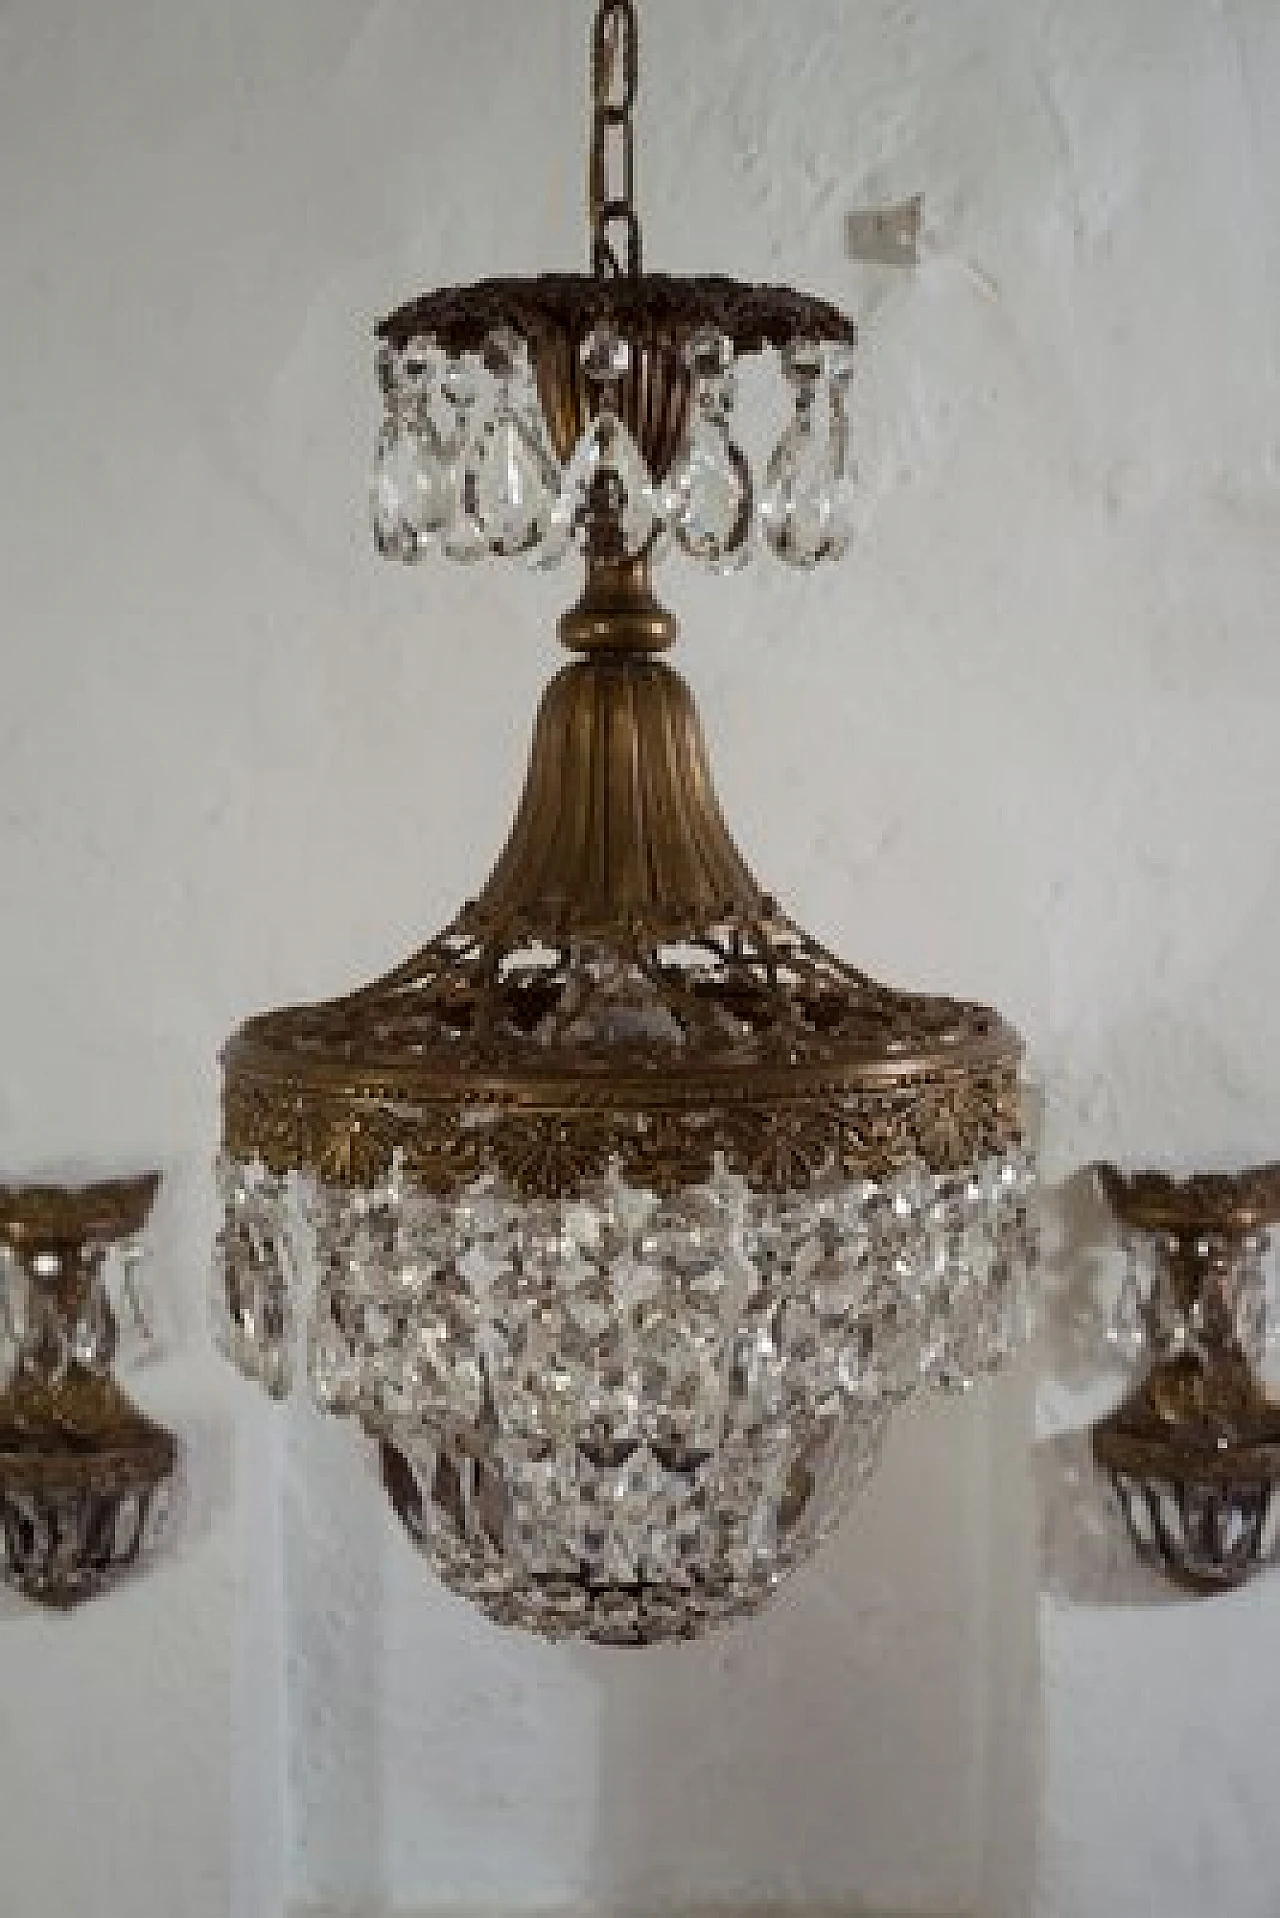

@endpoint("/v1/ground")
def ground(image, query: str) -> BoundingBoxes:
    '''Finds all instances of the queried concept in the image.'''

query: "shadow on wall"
[286,1409,392,1912]
[575,1391,1030,1917]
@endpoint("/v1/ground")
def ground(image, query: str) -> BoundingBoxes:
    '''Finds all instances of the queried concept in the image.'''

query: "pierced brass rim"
[221,658,1023,1197]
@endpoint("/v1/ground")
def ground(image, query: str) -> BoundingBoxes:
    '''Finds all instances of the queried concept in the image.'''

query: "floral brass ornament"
[719,1106,840,1193]
[0,1175,175,1608]
[488,1115,616,1202]
[1093,1162,1280,1593]
[212,0,1038,1645]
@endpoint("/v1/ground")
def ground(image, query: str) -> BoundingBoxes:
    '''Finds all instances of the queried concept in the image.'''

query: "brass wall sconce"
[0,1175,175,1608]
[1092,1163,1280,1594]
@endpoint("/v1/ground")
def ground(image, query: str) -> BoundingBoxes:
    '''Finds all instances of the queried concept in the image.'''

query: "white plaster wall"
[0,2,1278,1916]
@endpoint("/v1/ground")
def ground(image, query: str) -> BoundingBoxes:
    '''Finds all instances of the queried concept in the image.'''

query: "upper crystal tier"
[371,302,859,576]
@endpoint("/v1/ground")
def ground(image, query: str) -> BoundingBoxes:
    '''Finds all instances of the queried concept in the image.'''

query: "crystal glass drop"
[378,334,442,412]
[1233,1235,1269,1365]
[441,356,491,563]
[0,1247,22,1389]
[1107,1239,1145,1360]
[759,339,856,568]
[308,1283,362,1415]
[542,322,657,563]
[71,1266,117,1372]
[105,1231,160,1367]
[580,319,632,386]
[472,327,561,557]
[212,1159,295,1400]
[370,336,458,561]
[661,328,753,572]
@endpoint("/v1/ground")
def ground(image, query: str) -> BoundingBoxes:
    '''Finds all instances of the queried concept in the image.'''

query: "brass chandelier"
[212,1,1036,1646]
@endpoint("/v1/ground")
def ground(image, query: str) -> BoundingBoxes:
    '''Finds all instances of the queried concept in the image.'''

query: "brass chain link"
[589,0,641,278]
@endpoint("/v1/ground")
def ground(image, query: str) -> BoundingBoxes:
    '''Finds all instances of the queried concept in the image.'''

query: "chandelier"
[212,1,1037,1646]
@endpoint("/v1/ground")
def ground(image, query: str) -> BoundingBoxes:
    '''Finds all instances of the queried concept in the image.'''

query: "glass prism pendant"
[471,327,562,558]
[370,337,459,561]
[542,323,659,566]
[441,357,492,564]
[760,341,856,568]
[660,327,754,571]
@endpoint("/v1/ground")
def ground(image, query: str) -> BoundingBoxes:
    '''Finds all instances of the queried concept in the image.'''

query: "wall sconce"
[0,1175,175,1608]
[1092,1163,1280,1594]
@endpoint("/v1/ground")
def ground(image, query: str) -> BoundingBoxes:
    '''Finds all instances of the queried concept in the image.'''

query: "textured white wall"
[1,2,1278,1916]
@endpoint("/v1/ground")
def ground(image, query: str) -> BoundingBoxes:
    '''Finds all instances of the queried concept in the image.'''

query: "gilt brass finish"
[379,273,857,363]
[589,0,642,279]
[1092,1163,1280,1594]
[0,1175,174,1609]
[221,0,1018,1220]
[557,553,679,656]
[222,646,1022,1201]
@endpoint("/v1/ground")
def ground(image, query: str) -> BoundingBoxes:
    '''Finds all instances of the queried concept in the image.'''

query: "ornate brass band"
[222,1049,1022,1199]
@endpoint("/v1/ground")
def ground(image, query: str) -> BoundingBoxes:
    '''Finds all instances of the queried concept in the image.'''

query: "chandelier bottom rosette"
[215,659,1035,1645]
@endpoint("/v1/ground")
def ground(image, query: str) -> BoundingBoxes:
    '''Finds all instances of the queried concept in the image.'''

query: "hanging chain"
[590,0,642,279]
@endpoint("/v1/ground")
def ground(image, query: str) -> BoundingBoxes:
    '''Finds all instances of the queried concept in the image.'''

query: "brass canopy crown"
[224,659,1022,1200]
